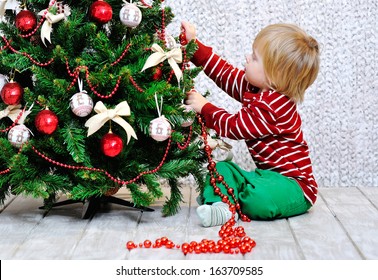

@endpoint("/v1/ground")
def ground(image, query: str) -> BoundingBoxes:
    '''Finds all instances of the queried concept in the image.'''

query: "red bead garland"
[30,136,173,186]
[1,36,55,67]
[126,115,255,255]
[0,106,25,133]
[177,125,192,150]
[139,0,153,9]
[0,144,25,175]
[65,62,122,99]
[110,43,132,67]
[126,227,256,255]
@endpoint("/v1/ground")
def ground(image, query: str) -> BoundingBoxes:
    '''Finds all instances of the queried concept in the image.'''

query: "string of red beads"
[30,136,173,186]
[0,144,25,175]
[160,1,166,45]
[139,0,153,9]
[129,76,144,93]
[0,36,10,51]
[1,36,54,67]
[65,63,122,99]
[177,126,192,150]
[110,43,132,67]
[126,115,256,255]
[0,108,24,133]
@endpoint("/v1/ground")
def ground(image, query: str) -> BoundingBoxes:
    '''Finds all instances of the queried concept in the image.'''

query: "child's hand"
[181,21,197,42]
[185,89,209,113]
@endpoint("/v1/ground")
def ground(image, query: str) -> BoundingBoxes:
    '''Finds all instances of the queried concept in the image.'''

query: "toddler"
[182,21,320,227]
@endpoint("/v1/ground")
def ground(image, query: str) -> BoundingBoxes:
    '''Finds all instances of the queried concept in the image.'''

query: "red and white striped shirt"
[192,40,318,204]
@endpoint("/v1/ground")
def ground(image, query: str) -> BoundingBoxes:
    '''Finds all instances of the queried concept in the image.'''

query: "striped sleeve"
[192,40,253,102]
[200,102,281,140]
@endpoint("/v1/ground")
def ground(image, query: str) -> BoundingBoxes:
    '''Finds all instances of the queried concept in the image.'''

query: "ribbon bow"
[200,137,234,162]
[0,0,7,18]
[141,43,183,84]
[0,103,33,124]
[124,0,149,8]
[0,104,22,122]
[84,101,138,144]
[38,3,71,46]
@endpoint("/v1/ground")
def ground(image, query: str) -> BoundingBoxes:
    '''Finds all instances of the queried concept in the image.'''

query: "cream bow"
[200,137,234,162]
[39,4,71,46]
[141,43,183,84]
[0,104,22,122]
[0,0,7,19]
[124,0,149,8]
[0,104,33,124]
[0,0,18,19]
[85,101,138,143]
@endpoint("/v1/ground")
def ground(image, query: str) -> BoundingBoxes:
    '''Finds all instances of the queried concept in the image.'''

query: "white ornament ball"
[8,124,31,148]
[70,92,94,117]
[119,3,142,28]
[0,74,7,92]
[153,33,177,49]
[165,35,177,49]
[149,116,172,141]
[181,104,195,127]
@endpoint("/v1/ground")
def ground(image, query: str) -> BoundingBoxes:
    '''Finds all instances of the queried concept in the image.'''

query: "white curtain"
[166,0,378,188]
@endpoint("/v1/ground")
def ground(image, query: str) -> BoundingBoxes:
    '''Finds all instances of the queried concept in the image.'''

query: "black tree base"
[39,195,154,219]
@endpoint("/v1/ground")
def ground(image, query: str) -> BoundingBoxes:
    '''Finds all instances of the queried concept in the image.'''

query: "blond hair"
[253,23,320,103]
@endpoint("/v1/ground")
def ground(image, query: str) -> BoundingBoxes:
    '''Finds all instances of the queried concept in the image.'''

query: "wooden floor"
[1,184,378,260]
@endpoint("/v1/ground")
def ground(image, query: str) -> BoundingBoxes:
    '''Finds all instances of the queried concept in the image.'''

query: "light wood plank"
[320,188,378,259]
[126,184,193,260]
[288,192,362,259]
[243,219,301,260]
[71,206,142,260]
[10,195,89,259]
[1,187,377,260]
[0,196,45,259]
[359,187,378,209]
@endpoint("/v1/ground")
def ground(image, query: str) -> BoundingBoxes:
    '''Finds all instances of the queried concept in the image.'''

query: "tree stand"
[39,196,154,219]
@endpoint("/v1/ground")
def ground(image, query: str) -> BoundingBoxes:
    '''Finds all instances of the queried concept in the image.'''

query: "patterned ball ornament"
[35,109,59,135]
[1,81,24,105]
[0,74,7,91]
[153,33,177,49]
[15,9,37,33]
[8,124,31,148]
[101,132,123,157]
[165,34,177,49]
[149,116,172,141]
[70,92,94,117]
[89,0,113,24]
[119,3,142,27]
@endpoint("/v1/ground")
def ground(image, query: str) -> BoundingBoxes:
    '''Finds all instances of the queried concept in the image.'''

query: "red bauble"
[101,132,123,157]
[179,32,188,45]
[89,0,113,24]
[152,67,162,80]
[15,9,37,33]
[35,109,59,135]
[1,81,24,105]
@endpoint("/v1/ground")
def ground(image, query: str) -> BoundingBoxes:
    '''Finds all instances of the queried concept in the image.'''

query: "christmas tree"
[0,0,206,217]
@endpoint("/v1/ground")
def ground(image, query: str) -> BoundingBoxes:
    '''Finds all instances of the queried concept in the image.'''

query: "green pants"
[200,161,312,220]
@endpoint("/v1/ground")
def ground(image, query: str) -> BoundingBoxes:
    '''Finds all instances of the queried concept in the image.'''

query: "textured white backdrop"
[165,0,378,188]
